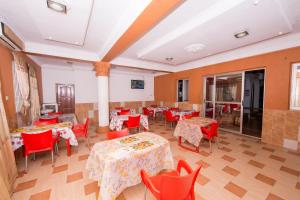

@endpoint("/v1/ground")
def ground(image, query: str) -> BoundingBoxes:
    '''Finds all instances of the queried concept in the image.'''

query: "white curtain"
[29,66,40,121]
[12,53,30,116]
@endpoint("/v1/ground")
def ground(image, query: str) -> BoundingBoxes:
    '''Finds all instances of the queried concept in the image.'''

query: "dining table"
[147,106,168,116]
[110,108,136,118]
[40,113,78,124]
[86,132,174,200]
[173,117,215,147]
[10,122,78,154]
[172,110,194,120]
[109,114,149,131]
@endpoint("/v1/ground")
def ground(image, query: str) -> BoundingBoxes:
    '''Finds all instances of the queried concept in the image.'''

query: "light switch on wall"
[5,96,9,101]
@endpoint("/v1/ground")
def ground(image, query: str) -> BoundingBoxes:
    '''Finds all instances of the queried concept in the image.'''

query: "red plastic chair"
[140,160,201,200]
[33,118,59,126]
[21,130,58,171]
[115,107,123,110]
[38,117,59,123]
[164,110,179,128]
[169,107,179,111]
[143,107,154,120]
[121,109,130,113]
[192,111,200,117]
[201,121,219,152]
[72,118,90,151]
[182,114,192,120]
[118,110,130,115]
[48,112,62,115]
[124,115,141,133]
[106,128,129,140]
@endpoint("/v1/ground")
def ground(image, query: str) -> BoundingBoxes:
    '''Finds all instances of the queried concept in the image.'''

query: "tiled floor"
[12,120,300,200]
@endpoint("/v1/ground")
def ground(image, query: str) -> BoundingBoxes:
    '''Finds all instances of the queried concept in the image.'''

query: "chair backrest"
[127,115,140,128]
[142,107,149,115]
[192,111,200,117]
[21,130,53,155]
[39,117,59,124]
[106,129,129,140]
[160,167,201,200]
[201,121,219,138]
[141,160,201,200]
[165,110,175,121]
[121,109,130,113]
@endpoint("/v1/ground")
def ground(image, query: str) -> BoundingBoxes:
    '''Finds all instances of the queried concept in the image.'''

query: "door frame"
[203,68,266,138]
[56,83,75,113]
[176,78,189,102]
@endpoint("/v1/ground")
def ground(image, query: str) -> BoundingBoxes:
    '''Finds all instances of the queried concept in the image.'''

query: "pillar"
[94,61,111,133]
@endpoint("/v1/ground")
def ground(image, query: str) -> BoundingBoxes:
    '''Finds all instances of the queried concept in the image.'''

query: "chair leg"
[25,156,28,172]
[209,139,212,153]
[87,136,90,150]
[33,153,36,161]
[144,186,147,200]
[51,150,54,167]
[215,136,219,149]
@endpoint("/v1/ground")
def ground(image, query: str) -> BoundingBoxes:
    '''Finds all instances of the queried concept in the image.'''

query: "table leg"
[66,139,71,156]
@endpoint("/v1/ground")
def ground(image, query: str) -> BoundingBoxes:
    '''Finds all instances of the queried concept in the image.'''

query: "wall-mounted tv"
[131,80,144,89]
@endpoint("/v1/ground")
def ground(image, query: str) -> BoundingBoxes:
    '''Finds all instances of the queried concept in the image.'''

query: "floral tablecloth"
[110,109,136,118]
[40,113,78,124]
[173,117,215,146]
[172,110,193,120]
[109,114,149,131]
[10,122,78,151]
[86,132,174,200]
[147,106,168,116]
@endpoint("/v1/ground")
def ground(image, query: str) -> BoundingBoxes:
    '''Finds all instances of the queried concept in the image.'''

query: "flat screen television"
[131,80,144,89]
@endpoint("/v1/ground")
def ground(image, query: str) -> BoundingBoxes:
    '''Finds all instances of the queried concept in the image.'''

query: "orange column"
[94,62,111,133]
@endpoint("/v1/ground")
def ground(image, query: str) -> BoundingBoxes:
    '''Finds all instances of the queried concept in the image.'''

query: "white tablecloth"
[86,132,174,200]
[172,110,193,120]
[10,122,78,151]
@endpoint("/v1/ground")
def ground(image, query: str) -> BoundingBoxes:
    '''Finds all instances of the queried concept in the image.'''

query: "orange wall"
[0,43,43,129]
[155,46,300,110]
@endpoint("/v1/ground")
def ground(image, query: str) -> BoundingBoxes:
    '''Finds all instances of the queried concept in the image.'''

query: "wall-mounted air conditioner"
[0,22,23,51]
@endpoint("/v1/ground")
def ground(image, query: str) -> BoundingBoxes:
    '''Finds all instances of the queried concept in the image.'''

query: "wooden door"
[56,84,75,114]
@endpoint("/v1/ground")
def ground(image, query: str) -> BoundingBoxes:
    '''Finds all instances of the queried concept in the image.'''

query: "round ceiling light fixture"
[234,30,249,39]
[184,43,206,53]
[47,0,70,13]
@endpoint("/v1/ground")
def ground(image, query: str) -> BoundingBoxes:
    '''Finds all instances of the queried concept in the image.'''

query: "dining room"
[1,0,300,200]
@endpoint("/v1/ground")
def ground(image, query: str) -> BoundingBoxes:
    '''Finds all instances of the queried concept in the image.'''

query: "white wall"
[42,66,98,103]
[109,70,154,102]
[41,65,154,103]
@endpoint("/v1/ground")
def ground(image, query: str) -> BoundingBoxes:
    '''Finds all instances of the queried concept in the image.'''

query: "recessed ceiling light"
[253,0,260,5]
[47,0,67,13]
[165,57,173,61]
[278,32,283,35]
[184,43,205,53]
[234,31,249,39]
[48,36,52,40]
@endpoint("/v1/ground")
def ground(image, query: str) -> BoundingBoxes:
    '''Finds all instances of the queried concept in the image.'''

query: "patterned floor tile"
[255,173,276,186]
[224,181,247,198]
[269,155,286,162]
[219,146,232,152]
[222,155,235,162]
[265,193,284,200]
[67,171,83,183]
[296,182,300,190]
[78,154,89,161]
[195,160,210,169]
[240,143,251,148]
[248,160,265,169]
[222,166,240,177]
[52,164,68,174]
[262,147,275,152]
[15,179,37,192]
[280,166,300,177]
[196,174,210,186]
[243,150,256,157]
[29,189,51,200]
[84,181,99,196]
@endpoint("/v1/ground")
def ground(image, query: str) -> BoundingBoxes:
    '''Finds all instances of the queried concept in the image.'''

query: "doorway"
[242,69,265,137]
[56,84,75,114]
[177,79,189,102]
[203,69,265,138]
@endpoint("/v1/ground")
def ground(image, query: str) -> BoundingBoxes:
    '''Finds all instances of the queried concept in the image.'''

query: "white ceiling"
[1,0,300,73]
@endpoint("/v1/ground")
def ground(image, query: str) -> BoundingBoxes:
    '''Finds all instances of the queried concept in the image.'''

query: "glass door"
[215,73,243,133]
[203,77,215,118]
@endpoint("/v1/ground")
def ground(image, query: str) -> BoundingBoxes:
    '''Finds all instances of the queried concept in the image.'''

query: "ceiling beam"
[101,0,184,62]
